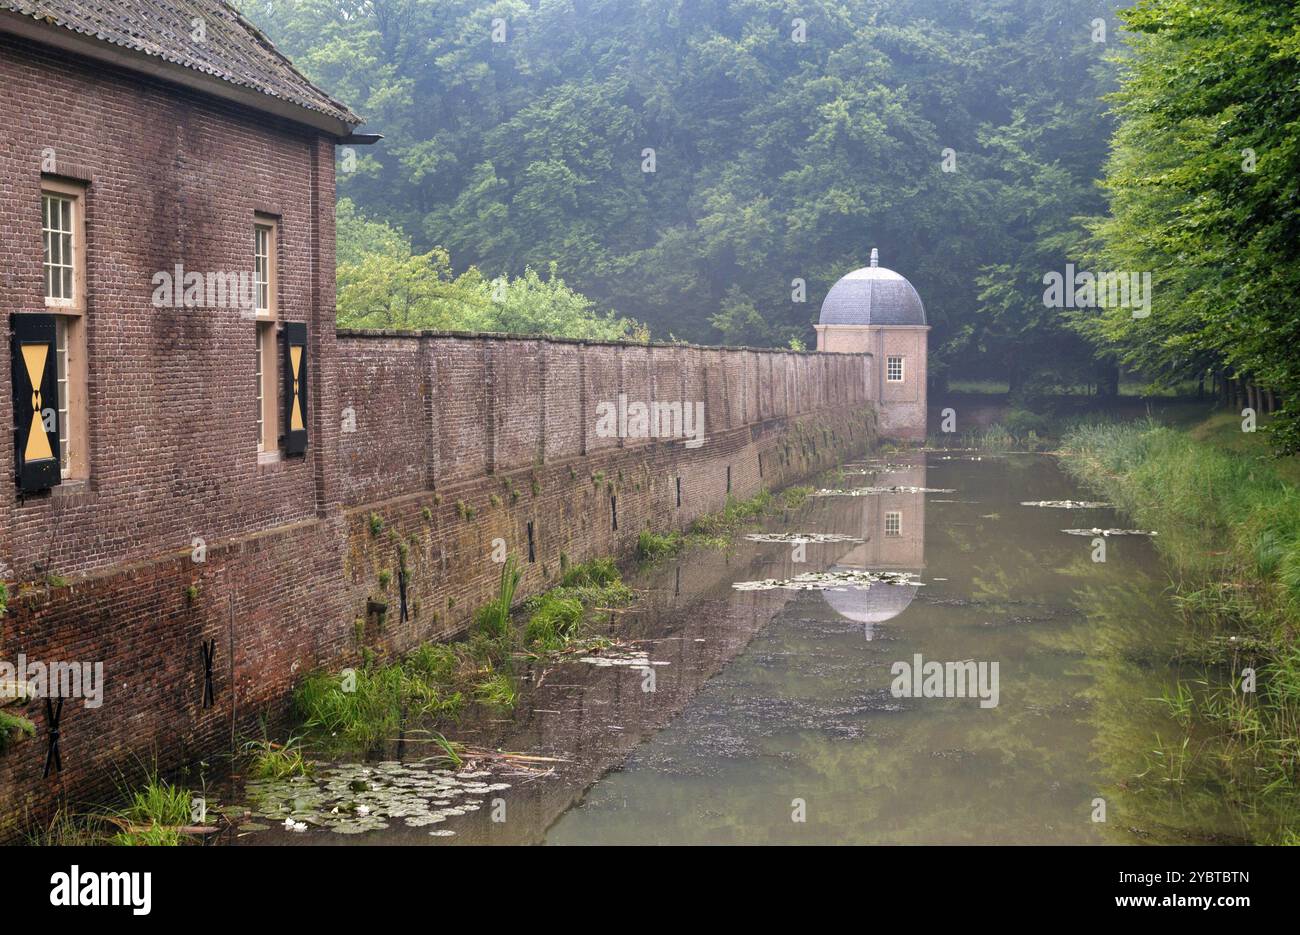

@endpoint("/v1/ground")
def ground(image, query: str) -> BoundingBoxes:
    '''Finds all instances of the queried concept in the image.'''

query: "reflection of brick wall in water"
[0,329,873,841]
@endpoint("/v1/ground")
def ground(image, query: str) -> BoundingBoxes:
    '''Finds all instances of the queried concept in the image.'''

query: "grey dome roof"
[819,250,926,326]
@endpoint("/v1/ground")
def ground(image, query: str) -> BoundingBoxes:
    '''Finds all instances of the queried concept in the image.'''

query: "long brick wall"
[0,331,872,840]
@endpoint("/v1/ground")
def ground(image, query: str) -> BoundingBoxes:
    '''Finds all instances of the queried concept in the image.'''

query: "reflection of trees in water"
[556,454,1300,844]
[1061,565,1297,844]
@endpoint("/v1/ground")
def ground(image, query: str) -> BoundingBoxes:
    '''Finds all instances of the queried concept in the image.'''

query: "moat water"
[236,452,1260,845]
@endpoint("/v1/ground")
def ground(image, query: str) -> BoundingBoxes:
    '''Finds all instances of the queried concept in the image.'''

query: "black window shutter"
[283,321,308,456]
[10,313,61,492]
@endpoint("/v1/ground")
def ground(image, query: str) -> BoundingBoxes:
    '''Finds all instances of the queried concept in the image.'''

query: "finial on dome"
[869,248,879,268]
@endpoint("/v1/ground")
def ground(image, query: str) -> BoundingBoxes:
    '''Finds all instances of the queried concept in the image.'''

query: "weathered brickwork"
[0,35,341,583]
[0,328,871,839]
[0,35,876,840]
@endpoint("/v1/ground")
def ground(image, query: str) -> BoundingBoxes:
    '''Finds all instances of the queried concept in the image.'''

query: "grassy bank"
[1059,418,1300,841]
[294,556,631,756]
[32,772,202,846]
[300,484,816,756]
[636,485,815,560]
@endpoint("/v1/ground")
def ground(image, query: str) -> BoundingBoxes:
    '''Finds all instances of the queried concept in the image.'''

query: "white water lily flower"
[356,804,370,816]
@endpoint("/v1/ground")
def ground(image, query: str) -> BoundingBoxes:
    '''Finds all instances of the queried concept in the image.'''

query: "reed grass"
[1061,417,1300,840]
[295,555,632,754]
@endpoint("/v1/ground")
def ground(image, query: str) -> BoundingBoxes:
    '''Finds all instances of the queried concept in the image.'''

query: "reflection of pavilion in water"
[822,458,927,639]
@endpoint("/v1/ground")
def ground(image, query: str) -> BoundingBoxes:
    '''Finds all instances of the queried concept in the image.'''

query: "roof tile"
[1,0,361,127]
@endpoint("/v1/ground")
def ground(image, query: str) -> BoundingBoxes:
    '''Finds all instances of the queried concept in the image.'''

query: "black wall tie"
[201,639,217,709]
[43,697,63,777]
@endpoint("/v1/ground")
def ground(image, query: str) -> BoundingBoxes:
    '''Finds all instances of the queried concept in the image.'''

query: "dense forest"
[239,0,1298,450]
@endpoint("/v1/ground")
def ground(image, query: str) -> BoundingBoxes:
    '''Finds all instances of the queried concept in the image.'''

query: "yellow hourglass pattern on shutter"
[289,344,304,431]
[22,342,54,461]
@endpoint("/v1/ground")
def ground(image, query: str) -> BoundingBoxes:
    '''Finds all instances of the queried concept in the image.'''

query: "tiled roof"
[0,0,361,128]
[819,261,927,327]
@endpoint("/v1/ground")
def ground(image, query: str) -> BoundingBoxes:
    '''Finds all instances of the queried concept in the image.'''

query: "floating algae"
[742,532,863,544]
[1061,527,1157,537]
[1020,500,1111,509]
[813,486,955,496]
[578,650,670,667]
[842,465,918,474]
[732,570,923,592]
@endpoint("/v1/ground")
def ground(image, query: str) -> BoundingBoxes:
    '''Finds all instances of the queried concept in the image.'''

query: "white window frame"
[885,511,902,537]
[254,222,275,319]
[255,217,279,456]
[43,189,80,309]
[42,178,89,480]
[886,355,905,383]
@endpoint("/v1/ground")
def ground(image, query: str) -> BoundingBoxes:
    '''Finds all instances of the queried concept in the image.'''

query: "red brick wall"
[0,329,872,840]
[0,36,339,583]
[333,331,873,507]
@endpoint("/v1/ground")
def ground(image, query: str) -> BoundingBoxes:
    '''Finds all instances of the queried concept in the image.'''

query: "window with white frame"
[254,219,279,453]
[255,329,265,451]
[254,223,272,317]
[55,317,70,474]
[885,511,901,537]
[886,355,904,383]
[43,192,76,304]
[42,179,89,479]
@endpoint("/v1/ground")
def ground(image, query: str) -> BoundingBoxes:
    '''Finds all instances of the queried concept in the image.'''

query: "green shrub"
[524,593,584,649]
[243,734,314,780]
[472,557,521,642]
[0,710,36,753]
[474,672,517,709]
[636,529,682,561]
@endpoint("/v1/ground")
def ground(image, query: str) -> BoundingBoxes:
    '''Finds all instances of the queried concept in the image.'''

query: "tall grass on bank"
[635,486,813,561]
[30,771,197,846]
[294,556,632,754]
[1059,419,1300,839]
[1060,419,1300,599]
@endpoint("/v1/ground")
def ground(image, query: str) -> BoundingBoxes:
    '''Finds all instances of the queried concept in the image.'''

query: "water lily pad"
[1061,527,1157,537]
[743,532,863,544]
[732,570,923,592]
[241,755,516,841]
[813,486,954,496]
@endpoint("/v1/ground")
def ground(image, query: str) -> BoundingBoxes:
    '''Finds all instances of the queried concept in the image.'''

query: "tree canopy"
[1085,0,1300,450]
[335,197,645,339]
[241,0,1119,383]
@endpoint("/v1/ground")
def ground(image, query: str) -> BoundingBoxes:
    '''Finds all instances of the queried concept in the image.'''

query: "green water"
[541,452,1242,844]
[240,452,1264,846]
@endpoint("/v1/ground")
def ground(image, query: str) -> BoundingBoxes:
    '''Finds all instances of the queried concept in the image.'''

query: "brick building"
[0,1,876,838]
[814,248,929,440]
[0,0,368,583]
